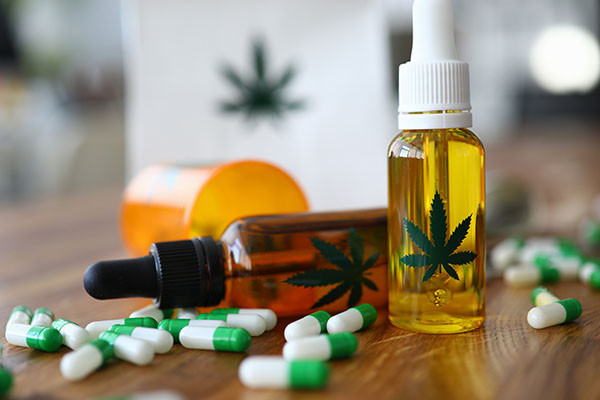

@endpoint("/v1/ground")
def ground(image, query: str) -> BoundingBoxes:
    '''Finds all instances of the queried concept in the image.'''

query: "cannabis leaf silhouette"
[285,229,379,308]
[401,192,477,282]
[220,39,305,121]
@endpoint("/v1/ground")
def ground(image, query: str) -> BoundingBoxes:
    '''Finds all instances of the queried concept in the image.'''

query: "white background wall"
[123,0,395,211]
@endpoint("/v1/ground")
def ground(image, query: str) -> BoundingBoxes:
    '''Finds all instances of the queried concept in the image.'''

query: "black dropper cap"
[84,237,225,309]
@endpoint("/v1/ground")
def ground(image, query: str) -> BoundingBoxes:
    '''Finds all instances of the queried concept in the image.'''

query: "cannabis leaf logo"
[285,229,379,308]
[220,39,305,121]
[401,192,477,282]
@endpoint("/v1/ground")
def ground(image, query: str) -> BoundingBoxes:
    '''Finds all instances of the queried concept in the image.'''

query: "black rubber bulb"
[84,255,158,300]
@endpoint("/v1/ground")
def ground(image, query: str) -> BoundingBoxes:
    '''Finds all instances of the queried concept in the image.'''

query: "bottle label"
[285,229,380,308]
[400,191,477,282]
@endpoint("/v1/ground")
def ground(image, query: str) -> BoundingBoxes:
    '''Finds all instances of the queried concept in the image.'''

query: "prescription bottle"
[120,160,310,256]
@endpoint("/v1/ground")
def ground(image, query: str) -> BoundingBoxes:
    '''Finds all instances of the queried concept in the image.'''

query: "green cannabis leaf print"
[284,229,379,309]
[220,39,305,121]
[401,192,477,282]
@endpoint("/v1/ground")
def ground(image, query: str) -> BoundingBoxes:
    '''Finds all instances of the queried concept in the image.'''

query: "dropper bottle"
[387,0,485,333]
[85,209,388,317]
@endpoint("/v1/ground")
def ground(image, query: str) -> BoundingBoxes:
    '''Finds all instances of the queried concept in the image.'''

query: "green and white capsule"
[283,332,357,361]
[491,236,524,270]
[210,308,277,330]
[7,305,32,326]
[98,331,154,365]
[531,287,559,307]
[327,304,377,334]
[129,304,174,323]
[503,265,560,287]
[86,317,158,339]
[109,325,173,354]
[60,338,113,381]
[176,308,198,320]
[196,313,265,336]
[52,319,91,349]
[31,307,54,327]
[579,259,600,290]
[527,298,582,329]
[534,255,579,281]
[5,324,62,352]
[284,311,331,341]
[179,326,251,352]
[158,319,228,343]
[239,356,330,389]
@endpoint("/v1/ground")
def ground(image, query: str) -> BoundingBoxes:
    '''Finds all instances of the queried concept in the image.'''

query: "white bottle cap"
[398,0,472,130]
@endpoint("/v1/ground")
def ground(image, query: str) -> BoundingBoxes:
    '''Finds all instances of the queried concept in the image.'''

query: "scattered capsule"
[196,313,265,336]
[534,255,579,280]
[327,304,377,334]
[98,331,154,365]
[5,324,62,352]
[284,311,331,341]
[109,325,173,354]
[179,326,250,352]
[239,356,330,389]
[491,236,524,270]
[210,308,277,330]
[503,265,559,287]
[60,338,113,381]
[579,259,600,290]
[52,319,91,350]
[176,308,198,320]
[7,305,32,326]
[129,304,174,323]
[158,319,228,343]
[283,332,357,361]
[31,307,54,327]
[88,390,185,400]
[86,317,158,339]
[527,298,582,329]
[531,287,560,307]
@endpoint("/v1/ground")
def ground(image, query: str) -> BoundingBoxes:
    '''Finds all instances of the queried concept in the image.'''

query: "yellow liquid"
[388,128,485,334]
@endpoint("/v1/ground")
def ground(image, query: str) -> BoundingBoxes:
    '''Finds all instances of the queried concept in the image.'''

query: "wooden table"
[1,189,600,400]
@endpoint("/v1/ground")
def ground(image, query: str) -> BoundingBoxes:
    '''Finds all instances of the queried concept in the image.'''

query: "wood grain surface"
[1,188,600,400]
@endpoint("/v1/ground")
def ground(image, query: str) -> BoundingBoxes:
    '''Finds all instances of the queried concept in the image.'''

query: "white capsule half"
[99,332,154,365]
[110,325,173,354]
[52,319,91,350]
[211,309,277,330]
[284,311,330,342]
[491,237,523,270]
[60,339,112,381]
[579,261,597,283]
[189,320,229,328]
[86,319,127,339]
[7,306,32,326]
[177,308,198,320]
[197,314,265,336]
[327,309,363,334]
[31,308,54,327]
[129,304,173,322]
[504,267,543,287]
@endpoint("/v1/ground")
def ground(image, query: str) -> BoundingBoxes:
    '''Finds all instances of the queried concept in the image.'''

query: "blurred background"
[1,0,600,239]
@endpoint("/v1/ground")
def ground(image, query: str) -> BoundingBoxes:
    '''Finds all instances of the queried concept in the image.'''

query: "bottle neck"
[397,109,472,131]
[149,236,225,308]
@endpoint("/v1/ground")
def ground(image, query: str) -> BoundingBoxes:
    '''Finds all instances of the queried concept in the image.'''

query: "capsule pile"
[2,302,379,393]
[491,236,591,329]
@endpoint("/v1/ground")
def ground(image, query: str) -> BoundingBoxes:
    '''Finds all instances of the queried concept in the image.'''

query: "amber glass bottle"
[85,209,388,317]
